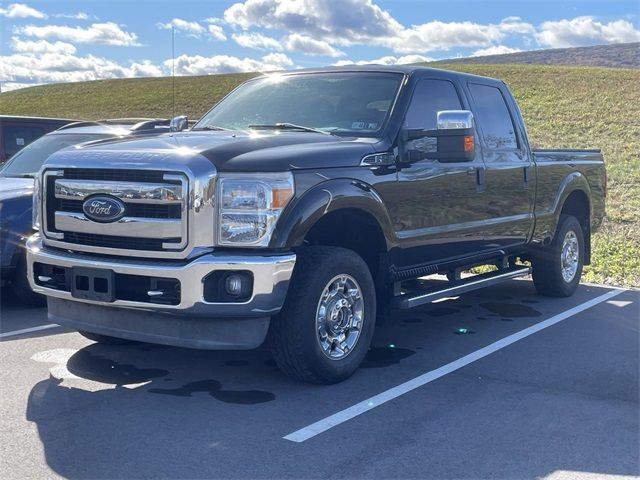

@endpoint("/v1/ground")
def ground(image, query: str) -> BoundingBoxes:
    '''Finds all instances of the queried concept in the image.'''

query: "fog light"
[203,270,253,302]
[225,274,244,296]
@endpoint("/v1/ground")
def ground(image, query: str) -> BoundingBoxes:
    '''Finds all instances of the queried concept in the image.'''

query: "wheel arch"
[559,189,591,264]
[270,178,395,280]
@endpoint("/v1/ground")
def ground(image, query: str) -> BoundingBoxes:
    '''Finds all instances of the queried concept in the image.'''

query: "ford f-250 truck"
[27,66,606,383]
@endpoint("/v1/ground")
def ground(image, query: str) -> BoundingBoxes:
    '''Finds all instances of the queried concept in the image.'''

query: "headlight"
[32,174,41,231]
[218,172,294,246]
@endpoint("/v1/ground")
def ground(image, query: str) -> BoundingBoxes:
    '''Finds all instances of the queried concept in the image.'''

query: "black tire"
[11,254,46,307]
[78,330,135,345]
[532,214,584,297]
[269,246,376,384]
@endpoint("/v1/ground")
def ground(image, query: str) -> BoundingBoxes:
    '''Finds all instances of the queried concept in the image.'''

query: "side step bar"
[392,267,531,310]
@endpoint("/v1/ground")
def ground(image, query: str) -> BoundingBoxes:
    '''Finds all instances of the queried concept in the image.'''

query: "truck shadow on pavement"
[23,282,636,479]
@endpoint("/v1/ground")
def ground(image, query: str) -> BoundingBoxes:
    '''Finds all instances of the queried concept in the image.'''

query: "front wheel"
[269,246,376,384]
[532,214,584,297]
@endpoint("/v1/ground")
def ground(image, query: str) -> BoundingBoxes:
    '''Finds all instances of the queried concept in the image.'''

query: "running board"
[392,267,531,310]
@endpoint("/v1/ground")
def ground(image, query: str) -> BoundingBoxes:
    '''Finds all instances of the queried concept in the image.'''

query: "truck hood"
[55,131,378,172]
[0,177,33,201]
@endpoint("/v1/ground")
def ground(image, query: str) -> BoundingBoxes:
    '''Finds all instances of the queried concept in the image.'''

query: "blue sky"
[1,0,638,91]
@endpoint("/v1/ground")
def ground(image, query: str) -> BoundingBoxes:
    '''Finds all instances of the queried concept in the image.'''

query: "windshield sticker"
[16,138,25,146]
[351,122,378,130]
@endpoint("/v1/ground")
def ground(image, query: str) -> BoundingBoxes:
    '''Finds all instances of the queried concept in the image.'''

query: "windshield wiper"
[191,125,229,131]
[248,123,333,135]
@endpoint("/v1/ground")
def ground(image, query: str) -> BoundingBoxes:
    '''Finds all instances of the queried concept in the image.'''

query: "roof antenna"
[171,25,175,118]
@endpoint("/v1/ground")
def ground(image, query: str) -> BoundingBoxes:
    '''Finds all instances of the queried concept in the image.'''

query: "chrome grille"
[42,168,189,256]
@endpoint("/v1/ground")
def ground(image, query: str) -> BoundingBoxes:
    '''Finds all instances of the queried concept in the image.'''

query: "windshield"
[194,72,404,136]
[0,133,110,177]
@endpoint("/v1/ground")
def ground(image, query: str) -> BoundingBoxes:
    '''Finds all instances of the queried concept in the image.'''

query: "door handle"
[523,166,530,184]
[466,166,486,192]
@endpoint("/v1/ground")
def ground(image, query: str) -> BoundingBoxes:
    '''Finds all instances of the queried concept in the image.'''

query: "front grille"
[57,199,182,219]
[43,168,188,255]
[63,232,181,251]
[63,168,169,183]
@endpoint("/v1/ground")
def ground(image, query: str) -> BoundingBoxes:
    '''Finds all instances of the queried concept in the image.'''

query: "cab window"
[405,79,462,130]
[468,83,518,150]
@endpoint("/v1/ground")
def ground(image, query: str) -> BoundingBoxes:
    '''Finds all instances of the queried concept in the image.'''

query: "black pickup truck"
[27,66,606,383]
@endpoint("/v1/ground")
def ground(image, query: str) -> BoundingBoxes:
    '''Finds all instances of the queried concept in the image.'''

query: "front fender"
[269,178,396,250]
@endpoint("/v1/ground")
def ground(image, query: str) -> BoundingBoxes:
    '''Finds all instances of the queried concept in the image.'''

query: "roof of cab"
[258,64,503,85]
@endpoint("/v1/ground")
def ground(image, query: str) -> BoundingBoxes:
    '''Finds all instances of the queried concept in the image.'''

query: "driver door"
[388,77,489,268]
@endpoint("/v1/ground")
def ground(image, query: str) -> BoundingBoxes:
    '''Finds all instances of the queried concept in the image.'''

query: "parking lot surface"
[1,279,638,479]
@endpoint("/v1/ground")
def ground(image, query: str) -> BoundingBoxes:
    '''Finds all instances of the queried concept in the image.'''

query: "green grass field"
[1,64,638,286]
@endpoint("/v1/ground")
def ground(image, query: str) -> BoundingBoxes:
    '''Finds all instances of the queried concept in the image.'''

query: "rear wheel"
[78,331,135,345]
[532,214,584,297]
[269,246,376,384]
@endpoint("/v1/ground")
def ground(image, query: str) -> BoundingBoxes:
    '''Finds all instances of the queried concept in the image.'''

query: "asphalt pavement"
[0,279,638,479]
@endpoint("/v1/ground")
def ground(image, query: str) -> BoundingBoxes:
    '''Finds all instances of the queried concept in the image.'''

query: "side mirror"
[170,115,188,132]
[401,110,475,163]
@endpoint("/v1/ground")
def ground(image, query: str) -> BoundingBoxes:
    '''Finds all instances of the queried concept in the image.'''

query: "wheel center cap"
[327,298,350,332]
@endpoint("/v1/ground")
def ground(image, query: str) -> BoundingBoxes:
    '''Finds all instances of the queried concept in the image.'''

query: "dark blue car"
[0,119,170,304]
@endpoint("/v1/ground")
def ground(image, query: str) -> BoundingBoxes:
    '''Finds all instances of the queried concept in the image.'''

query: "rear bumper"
[26,234,296,349]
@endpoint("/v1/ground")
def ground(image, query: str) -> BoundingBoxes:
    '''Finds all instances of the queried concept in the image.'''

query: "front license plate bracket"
[71,267,115,302]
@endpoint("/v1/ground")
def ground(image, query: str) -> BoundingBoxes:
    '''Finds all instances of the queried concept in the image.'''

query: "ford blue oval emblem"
[82,196,126,223]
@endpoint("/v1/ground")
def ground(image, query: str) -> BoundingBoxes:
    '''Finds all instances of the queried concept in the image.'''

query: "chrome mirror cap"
[170,115,188,132]
[437,110,473,130]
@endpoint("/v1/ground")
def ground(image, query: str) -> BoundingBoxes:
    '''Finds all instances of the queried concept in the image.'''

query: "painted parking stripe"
[284,288,626,443]
[0,324,61,339]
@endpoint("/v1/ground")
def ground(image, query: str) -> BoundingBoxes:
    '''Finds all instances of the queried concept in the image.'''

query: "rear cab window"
[467,83,519,150]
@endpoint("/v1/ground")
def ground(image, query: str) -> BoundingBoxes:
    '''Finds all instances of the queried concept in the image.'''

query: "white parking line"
[0,324,61,339]
[284,288,626,443]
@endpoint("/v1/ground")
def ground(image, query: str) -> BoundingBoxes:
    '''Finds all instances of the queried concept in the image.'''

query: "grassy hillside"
[1,64,638,286]
[437,42,640,68]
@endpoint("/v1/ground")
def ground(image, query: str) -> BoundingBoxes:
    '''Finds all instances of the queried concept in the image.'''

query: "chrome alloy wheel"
[315,274,364,360]
[561,230,579,283]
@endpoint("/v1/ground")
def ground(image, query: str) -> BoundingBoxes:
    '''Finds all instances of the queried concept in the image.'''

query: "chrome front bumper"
[26,234,296,317]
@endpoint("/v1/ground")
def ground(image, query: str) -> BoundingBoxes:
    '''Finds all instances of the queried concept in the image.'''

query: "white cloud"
[388,21,504,53]
[224,0,402,43]
[232,31,345,57]
[284,34,344,57]
[11,37,77,54]
[165,52,292,76]
[53,12,93,20]
[1,82,39,92]
[157,18,205,37]
[334,54,433,66]
[18,22,141,46]
[208,24,227,41]
[472,45,522,57]
[497,16,536,35]
[0,3,46,19]
[536,16,640,47]
[232,32,282,50]
[0,52,163,89]
[222,1,537,54]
